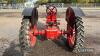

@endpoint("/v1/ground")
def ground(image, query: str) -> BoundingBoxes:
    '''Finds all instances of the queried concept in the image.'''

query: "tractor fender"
[71,7,85,17]
[22,8,33,16]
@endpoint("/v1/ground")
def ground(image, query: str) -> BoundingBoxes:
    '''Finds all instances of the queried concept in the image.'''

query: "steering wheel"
[46,5,57,15]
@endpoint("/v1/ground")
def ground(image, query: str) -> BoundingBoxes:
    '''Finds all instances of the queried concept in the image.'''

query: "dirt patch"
[0,10,100,56]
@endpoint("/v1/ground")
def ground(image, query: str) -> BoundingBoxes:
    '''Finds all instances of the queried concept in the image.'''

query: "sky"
[27,0,38,2]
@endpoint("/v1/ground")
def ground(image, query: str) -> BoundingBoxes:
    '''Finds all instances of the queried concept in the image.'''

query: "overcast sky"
[27,0,38,2]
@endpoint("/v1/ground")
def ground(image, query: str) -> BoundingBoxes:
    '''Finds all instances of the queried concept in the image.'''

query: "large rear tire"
[30,7,38,26]
[19,19,31,50]
[73,16,84,52]
[64,7,84,52]
[19,19,32,56]
[56,16,84,53]
[19,18,36,56]
[19,8,38,56]
[67,16,85,52]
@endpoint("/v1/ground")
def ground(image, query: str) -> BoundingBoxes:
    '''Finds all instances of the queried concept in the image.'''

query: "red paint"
[46,27,61,40]
[67,27,76,47]
[28,6,76,48]
[66,7,76,47]
[29,31,36,47]
[46,5,57,24]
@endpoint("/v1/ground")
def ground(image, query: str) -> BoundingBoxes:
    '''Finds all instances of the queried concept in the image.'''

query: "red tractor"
[19,5,84,55]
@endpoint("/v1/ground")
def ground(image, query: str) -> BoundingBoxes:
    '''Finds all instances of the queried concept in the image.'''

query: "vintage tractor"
[19,5,85,55]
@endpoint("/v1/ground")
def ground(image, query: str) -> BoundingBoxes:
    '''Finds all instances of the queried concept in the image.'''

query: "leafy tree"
[38,0,100,4]
[0,0,2,2]
[71,0,77,3]
[48,0,65,3]
[96,0,100,3]
[39,0,48,4]
[77,0,87,3]
[0,0,26,4]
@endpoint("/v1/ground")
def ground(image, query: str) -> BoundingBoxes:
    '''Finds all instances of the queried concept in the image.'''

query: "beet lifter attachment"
[19,5,85,56]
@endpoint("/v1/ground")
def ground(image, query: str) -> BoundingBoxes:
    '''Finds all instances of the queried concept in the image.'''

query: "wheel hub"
[67,25,76,48]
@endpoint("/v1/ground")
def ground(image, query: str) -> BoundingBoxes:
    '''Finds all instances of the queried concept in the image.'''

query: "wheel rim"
[29,25,37,47]
[67,25,76,48]
[29,31,36,47]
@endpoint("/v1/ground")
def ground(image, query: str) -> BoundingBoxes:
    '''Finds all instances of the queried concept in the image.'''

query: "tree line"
[0,0,25,3]
[37,0,100,4]
[0,0,100,4]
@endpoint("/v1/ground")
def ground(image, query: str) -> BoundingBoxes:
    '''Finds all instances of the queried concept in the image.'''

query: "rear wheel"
[19,19,30,50]
[19,8,38,56]
[67,16,84,52]
[74,17,84,52]
[19,19,37,56]
[64,7,84,53]
[30,7,38,27]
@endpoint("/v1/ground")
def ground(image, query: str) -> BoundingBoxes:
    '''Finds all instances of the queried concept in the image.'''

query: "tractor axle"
[32,25,64,40]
